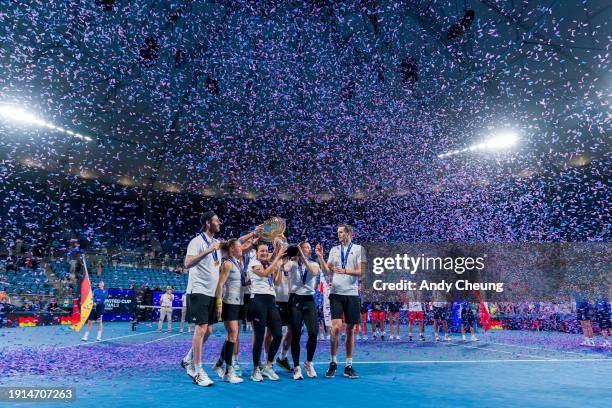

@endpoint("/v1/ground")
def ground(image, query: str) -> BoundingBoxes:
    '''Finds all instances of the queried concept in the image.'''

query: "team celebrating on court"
[180,211,365,386]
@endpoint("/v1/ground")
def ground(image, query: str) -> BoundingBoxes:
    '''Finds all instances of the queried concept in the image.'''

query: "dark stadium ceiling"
[0,0,610,199]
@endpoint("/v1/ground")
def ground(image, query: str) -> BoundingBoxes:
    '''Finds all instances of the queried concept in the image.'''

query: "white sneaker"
[444,335,450,342]
[261,365,280,381]
[213,362,225,379]
[420,334,425,341]
[232,361,242,377]
[224,367,244,384]
[363,335,368,340]
[96,334,102,342]
[81,334,89,342]
[588,338,595,347]
[462,334,467,341]
[326,334,330,340]
[396,335,401,340]
[193,371,214,387]
[180,329,184,333]
[293,366,304,380]
[186,364,197,379]
[389,335,394,340]
[471,335,478,342]
[435,336,440,342]
[602,340,610,348]
[304,361,317,378]
[251,367,264,382]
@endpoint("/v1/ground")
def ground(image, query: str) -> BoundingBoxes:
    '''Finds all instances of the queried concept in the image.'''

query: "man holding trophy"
[316,224,365,379]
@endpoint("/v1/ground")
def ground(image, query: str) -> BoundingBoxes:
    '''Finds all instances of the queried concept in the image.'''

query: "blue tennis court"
[2,323,610,408]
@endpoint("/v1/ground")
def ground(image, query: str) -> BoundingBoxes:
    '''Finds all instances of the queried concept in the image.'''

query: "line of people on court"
[354,300,479,342]
[179,212,365,386]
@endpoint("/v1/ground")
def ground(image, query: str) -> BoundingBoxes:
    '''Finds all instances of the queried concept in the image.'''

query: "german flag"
[18,316,38,327]
[70,255,93,332]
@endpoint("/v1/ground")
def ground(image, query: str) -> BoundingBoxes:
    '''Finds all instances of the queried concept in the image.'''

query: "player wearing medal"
[316,224,365,379]
[249,241,287,382]
[180,211,223,387]
[211,238,246,384]
[266,252,292,372]
[285,242,321,379]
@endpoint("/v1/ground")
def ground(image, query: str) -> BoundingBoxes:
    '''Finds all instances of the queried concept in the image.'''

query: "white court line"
[142,333,184,344]
[309,358,611,365]
[191,358,609,365]
[450,341,554,360]
[56,330,159,349]
[482,340,608,358]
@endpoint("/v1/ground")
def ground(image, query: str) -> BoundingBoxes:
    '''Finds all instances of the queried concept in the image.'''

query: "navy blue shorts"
[433,306,448,320]
[461,310,475,327]
[88,303,105,321]
[595,310,610,329]
[576,306,591,321]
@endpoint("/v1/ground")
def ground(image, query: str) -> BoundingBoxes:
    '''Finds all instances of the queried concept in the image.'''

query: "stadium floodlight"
[0,105,42,124]
[0,104,93,142]
[438,129,520,159]
[484,130,519,150]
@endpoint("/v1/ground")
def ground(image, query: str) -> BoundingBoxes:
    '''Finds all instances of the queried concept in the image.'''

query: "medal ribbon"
[299,260,308,284]
[200,232,219,264]
[230,256,250,286]
[340,243,353,270]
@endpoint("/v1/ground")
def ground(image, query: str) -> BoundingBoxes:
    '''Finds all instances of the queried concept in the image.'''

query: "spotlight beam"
[0,105,93,142]
[438,130,519,159]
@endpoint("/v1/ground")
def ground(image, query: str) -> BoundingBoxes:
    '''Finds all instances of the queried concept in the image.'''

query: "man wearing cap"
[157,286,174,332]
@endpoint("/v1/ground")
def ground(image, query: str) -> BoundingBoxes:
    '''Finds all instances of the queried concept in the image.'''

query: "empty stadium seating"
[0,267,55,296]
[50,261,187,291]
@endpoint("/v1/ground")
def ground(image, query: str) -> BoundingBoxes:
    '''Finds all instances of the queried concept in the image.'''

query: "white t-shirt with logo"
[249,258,276,296]
[327,243,365,296]
[286,260,320,295]
[186,233,221,297]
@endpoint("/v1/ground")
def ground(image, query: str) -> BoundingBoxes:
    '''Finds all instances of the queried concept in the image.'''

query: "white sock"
[346,358,352,366]
[331,355,337,363]
[195,363,203,373]
[83,330,90,336]
[97,329,102,336]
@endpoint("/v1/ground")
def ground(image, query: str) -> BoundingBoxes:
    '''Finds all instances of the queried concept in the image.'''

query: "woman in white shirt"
[249,242,286,382]
[285,242,321,379]
[212,238,245,384]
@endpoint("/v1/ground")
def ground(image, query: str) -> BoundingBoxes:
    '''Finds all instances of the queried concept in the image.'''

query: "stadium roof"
[0,0,609,199]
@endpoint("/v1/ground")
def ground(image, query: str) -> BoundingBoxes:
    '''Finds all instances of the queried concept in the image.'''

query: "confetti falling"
[0,0,610,255]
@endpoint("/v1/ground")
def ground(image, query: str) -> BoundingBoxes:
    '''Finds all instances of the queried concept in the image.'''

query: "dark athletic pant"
[250,294,282,367]
[289,293,319,367]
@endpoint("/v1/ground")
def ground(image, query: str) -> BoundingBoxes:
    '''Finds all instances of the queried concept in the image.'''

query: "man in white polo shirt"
[316,224,365,379]
[181,211,222,387]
